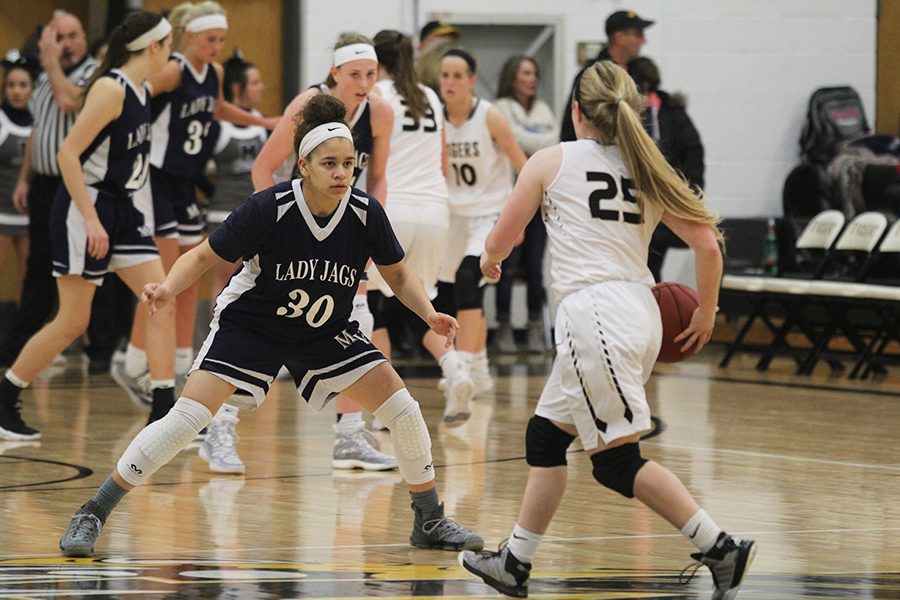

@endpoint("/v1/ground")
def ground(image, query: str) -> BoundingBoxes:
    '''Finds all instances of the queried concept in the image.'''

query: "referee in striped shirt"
[0,12,113,368]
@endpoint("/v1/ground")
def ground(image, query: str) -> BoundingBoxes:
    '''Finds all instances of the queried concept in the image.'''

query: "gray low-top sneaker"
[110,362,152,408]
[410,503,484,551]
[683,533,757,600]
[459,543,531,598]
[332,423,398,471]
[59,508,103,558]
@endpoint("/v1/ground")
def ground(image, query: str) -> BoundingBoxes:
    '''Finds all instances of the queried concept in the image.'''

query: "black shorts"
[145,166,205,245]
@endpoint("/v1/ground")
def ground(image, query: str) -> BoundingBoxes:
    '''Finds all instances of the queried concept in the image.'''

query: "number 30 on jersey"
[277,289,335,327]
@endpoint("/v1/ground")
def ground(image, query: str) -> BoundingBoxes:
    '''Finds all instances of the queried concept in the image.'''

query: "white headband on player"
[125,18,172,51]
[185,14,228,33]
[333,43,377,67]
[297,122,353,159]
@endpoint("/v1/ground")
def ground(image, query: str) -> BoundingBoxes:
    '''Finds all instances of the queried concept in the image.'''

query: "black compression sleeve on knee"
[526,415,576,467]
[368,290,386,331]
[454,255,484,310]
[590,443,648,498]
[432,281,457,316]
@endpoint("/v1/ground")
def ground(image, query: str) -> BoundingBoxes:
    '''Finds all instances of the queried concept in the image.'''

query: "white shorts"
[437,213,497,283]
[535,281,662,450]
[367,202,449,299]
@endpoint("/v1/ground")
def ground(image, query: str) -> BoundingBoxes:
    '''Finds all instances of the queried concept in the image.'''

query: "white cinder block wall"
[299,0,876,219]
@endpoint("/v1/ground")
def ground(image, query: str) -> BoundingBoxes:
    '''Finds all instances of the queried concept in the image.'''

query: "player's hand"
[674,306,718,354]
[84,218,109,259]
[427,312,459,348]
[12,180,28,213]
[480,251,501,284]
[142,282,174,315]
[38,25,62,66]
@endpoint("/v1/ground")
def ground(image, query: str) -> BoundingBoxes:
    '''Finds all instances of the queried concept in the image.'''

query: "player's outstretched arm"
[377,261,458,347]
[143,240,223,314]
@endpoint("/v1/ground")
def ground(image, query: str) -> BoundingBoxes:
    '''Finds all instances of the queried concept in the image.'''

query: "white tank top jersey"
[543,139,662,302]
[376,80,447,205]
[445,98,512,217]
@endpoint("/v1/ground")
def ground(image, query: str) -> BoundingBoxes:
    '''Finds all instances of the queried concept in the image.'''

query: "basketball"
[652,281,700,363]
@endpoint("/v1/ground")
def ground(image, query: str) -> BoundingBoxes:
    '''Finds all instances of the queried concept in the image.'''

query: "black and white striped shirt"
[28,56,99,176]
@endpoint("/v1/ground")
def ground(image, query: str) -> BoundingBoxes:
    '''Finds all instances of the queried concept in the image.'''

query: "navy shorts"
[192,315,387,411]
[147,166,204,246]
[50,185,158,285]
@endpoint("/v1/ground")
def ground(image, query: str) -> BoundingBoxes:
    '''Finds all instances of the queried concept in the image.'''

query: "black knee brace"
[367,290,387,331]
[526,415,576,467]
[590,443,648,498]
[433,281,457,316]
[454,255,484,310]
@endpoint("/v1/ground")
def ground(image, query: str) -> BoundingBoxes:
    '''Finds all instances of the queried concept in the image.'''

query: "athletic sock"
[175,348,193,376]
[335,411,363,434]
[457,350,474,371]
[438,351,463,379]
[506,523,541,563]
[83,475,129,523]
[124,344,147,378]
[680,509,723,553]
[410,487,441,520]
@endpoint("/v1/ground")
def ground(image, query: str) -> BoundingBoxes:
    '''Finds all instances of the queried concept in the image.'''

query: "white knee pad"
[117,398,213,486]
[372,388,434,485]
[352,294,374,338]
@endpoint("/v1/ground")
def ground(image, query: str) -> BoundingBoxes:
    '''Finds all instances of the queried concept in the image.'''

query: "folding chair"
[718,210,845,368]
[755,212,888,373]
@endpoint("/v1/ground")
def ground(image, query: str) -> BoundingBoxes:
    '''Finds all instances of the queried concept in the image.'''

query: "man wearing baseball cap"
[416,20,461,95]
[560,9,654,141]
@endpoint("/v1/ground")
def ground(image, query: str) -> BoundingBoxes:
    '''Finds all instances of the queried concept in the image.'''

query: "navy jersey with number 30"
[149,53,218,179]
[209,181,404,342]
[81,70,151,196]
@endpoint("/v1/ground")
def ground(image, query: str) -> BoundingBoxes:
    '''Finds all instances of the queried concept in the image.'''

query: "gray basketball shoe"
[332,423,398,470]
[199,412,245,474]
[459,543,532,598]
[410,503,484,551]
[686,533,757,600]
[59,506,103,558]
[110,361,152,408]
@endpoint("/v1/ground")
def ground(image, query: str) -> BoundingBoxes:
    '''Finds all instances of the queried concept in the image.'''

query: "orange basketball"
[652,281,700,363]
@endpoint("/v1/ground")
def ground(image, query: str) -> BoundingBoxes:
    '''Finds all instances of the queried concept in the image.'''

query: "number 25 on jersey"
[586,172,642,224]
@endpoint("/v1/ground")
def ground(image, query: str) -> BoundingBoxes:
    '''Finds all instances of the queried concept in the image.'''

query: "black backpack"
[799,86,869,166]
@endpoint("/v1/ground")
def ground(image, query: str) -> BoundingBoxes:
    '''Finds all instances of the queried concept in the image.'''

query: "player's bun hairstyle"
[83,11,168,97]
[169,1,226,52]
[2,49,39,83]
[292,94,351,158]
[497,56,539,107]
[576,61,722,241]
[373,29,429,121]
[324,32,375,88]
[223,48,254,103]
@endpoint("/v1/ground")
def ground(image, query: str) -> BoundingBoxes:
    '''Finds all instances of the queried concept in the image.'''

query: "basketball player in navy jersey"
[114,1,278,420]
[252,32,398,471]
[0,13,177,440]
[459,61,754,600]
[59,93,483,558]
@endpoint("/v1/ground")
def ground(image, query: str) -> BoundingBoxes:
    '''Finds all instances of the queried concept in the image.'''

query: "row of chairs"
[719,210,900,378]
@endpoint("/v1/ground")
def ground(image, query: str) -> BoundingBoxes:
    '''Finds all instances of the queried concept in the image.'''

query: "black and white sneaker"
[0,397,40,440]
[459,542,532,598]
[685,533,757,600]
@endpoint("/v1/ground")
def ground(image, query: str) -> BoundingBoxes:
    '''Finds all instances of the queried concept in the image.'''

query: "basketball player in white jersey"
[459,61,755,600]
[366,30,477,426]
[250,33,397,471]
[438,49,526,415]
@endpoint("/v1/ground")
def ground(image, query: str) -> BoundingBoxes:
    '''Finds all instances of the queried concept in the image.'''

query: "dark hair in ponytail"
[373,29,429,121]
[83,11,167,97]
[293,94,350,157]
[223,48,254,103]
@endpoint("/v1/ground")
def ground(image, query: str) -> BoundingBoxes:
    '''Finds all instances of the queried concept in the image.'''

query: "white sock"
[124,344,147,378]
[175,348,194,376]
[471,350,489,376]
[681,509,723,553]
[506,523,541,563]
[335,411,363,435]
[5,370,29,388]
[457,350,474,370]
[150,379,175,390]
[438,351,463,379]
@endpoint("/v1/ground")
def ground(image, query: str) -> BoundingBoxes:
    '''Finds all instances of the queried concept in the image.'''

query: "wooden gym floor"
[1,347,899,599]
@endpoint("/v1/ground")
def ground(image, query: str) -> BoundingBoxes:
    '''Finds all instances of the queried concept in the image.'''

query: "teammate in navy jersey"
[115,1,279,407]
[59,93,483,558]
[460,61,755,600]
[252,32,398,472]
[0,12,176,441]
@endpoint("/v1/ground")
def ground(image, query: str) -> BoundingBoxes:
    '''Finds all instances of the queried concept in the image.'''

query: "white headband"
[333,43,377,67]
[297,122,353,159]
[185,14,228,33]
[125,18,172,52]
